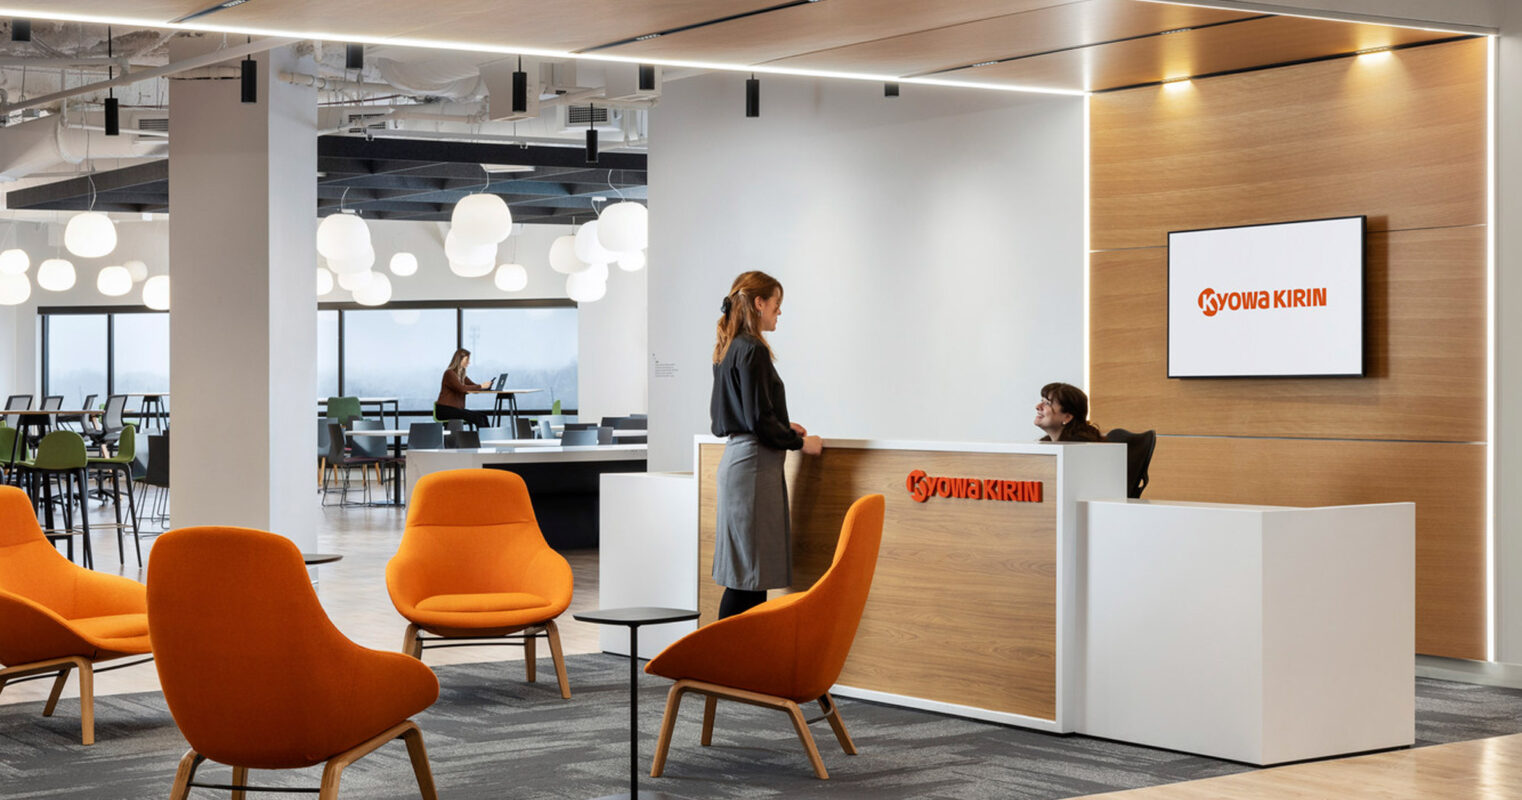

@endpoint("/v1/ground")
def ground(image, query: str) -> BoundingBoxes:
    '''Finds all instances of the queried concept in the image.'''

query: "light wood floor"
[0,493,607,706]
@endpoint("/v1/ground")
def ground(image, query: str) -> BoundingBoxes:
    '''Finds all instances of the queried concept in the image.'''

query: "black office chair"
[512,418,535,439]
[1105,428,1157,499]
[613,417,645,430]
[600,416,625,428]
[4,394,31,411]
[408,422,444,450]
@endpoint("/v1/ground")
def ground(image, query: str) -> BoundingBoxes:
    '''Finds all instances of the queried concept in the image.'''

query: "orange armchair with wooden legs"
[147,527,440,800]
[0,485,150,745]
[646,493,886,780]
[387,468,575,698]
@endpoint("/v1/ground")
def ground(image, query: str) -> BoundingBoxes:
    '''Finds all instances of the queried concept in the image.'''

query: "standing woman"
[710,270,823,619]
[435,347,493,429]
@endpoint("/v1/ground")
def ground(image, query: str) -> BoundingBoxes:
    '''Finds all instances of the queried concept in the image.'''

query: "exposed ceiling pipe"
[64,122,169,138]
[331,128,647,151]
[0,57,131,69]
[278,70,399,95]
[0,36,298,116]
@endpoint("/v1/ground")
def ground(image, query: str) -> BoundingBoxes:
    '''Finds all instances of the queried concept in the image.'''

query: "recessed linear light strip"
[171,0,255,24]
[1090,34,1477,94]
[1132,0,1495,37]
[913,15,1273,79]
[578,0,822,54]
[0,5,1086,97]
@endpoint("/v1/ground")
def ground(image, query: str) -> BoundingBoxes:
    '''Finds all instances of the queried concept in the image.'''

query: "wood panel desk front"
[694,437,1125,732]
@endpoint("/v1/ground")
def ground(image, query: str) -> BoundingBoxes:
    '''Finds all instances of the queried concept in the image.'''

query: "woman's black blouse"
[711,335,805,451]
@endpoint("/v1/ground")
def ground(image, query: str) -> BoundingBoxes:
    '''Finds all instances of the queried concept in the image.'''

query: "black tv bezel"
[1165,214,1367,380]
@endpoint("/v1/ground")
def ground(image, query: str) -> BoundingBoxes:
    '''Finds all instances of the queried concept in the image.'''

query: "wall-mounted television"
[1168,216,1365,378]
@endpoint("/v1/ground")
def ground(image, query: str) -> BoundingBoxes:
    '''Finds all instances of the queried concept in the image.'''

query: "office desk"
[407,444,647,548]
[692,436,1125,733]
[464,388,543,428]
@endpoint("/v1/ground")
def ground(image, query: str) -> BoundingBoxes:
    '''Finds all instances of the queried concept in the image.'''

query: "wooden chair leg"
[167,750,204,800]
[232,766,249,800]
[785,699,829,780]
[401,723,440,800]
[76,658,94,746]
[819,693,857,755]
[42,664,72,717]
[650,680,692,778]
[524,625,537,683]
[319,719,424,800]
[544,619,570,699]
[402,623,422,659]
[701,694,718,746]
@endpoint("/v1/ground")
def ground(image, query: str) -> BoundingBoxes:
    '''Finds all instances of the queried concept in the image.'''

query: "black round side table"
[573,606,700,800]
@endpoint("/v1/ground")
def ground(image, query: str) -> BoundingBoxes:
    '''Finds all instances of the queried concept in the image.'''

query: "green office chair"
[325,396,363,428]
[88,424,143,566]
[23,431,93,568]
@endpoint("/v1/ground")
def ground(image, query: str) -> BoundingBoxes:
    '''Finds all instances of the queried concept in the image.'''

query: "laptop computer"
[492,372,509,391]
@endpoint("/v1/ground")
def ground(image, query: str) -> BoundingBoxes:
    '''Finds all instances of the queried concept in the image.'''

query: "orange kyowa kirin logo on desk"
[1196,286,1328,317]
[905,470,1043,504]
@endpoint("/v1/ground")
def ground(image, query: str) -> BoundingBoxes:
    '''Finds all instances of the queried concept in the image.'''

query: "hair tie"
[720,296,732,315]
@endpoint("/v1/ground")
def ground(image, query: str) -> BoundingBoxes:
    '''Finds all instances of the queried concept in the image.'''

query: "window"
[112,313,170,395]
[462,307,578,412]
[342,308,457,412]
[317,310,339,399]
[43,314,107,407]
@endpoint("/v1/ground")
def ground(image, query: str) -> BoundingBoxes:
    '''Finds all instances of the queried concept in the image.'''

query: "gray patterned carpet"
[5,654,1522,799]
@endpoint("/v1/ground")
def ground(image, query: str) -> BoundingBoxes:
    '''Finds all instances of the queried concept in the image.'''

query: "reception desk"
[694,436,1126,732]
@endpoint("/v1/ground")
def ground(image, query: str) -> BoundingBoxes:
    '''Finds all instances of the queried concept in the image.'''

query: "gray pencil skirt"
[712,434,791,591]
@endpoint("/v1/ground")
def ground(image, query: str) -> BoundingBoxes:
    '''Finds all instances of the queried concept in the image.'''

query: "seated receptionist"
[1035,382,1103,442]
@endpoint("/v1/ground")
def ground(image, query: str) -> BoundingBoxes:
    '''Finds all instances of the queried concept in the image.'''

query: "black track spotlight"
[745,74,759,118]
[586,105,599,163]
[10,19,29,42]
[638,63,656,92]
[241,56,258,103]
[345,43,364,71]
[104,97,120,135]
[885,82,900,97]
[511,56,527,114]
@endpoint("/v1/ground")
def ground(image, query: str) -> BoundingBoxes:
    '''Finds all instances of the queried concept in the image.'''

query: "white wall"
[646,73,1086,471]
[0,214,647,422]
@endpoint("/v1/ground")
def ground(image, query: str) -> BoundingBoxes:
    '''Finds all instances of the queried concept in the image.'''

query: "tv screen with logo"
[1168,216,1365,378]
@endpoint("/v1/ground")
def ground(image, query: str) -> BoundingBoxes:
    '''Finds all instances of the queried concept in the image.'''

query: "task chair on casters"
[386,469,574,699]
[0,485,151,745]
[1104,428,1157,499]
[149,527,440,800]
[646,494,886,780]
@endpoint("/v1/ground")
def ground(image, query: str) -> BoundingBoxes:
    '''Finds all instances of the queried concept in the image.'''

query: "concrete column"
[167,42,317,549]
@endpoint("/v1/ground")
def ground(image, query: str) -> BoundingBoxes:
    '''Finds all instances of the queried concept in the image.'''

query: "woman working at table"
[435,348,492,429]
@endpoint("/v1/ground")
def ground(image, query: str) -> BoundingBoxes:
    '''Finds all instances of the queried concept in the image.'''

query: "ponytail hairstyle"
[447,348,472,381]
[712,270,784,364]
[1040,382,1104,443]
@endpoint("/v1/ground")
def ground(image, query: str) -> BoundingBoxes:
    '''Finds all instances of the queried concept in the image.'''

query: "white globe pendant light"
[548,235,587,274]
[0,273,30,305]
[445,230,495,268]
[96,265,132,297]
[353,272,392,306]
[596,201,647,252]
[37,258,76,291]
[316,267,335,296]
[574,220,615,265]
[583,261,609,283]
[326,246,375,276]
[122,259,148,282]
[450,193,512,245]
[389,252,418,276]
[337,270,375,291]
[494,263,528,292]
[616,250,646,272]
[143,275,170,310]
[0,249,29,275]
[566,270,607,303]
[316,212,370,261]
[64,211,117,259]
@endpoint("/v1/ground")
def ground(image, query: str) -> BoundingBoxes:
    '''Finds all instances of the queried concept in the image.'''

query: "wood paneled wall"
[1089,38,1488,659]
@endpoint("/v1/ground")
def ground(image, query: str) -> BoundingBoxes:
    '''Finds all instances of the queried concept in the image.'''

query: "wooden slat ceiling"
[1,0,1471,92]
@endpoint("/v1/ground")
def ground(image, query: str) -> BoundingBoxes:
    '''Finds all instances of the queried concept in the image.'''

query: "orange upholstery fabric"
[387,469,572,637]
[646,494,886,702]
[0,485,148,666]
[148,527,438,770]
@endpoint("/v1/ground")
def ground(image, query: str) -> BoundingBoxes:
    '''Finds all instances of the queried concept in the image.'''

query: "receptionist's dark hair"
[1040,382,1104,443]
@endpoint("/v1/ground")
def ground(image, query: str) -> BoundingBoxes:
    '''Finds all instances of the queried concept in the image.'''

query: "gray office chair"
[477,426,509,443]
[445,430,479,449]
[408,422,444,450]
[561,428,599,446]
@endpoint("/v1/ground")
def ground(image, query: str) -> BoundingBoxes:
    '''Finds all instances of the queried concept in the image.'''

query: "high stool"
[139,395,166,432]
[88,424,143,566]
[22,431,93,569]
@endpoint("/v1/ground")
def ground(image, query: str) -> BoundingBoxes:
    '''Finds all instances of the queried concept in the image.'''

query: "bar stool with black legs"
[21,431,93,569]
[88,424,143,566]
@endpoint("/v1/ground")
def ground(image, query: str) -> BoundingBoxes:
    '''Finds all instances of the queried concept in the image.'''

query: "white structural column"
[167,42,317,548]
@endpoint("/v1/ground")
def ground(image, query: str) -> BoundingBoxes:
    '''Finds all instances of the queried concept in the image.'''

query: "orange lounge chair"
[148,526,440,800]
[646,493,885,780]
[387,468,574,698]
[0,484,150,745]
